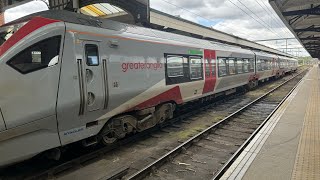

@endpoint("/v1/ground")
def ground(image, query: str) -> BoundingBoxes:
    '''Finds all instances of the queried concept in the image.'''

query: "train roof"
[3,10,255,55]
[4,10,125,31]
[253,51,278,59]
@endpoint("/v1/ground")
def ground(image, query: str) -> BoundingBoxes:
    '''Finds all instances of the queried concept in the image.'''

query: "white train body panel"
[0,10,298,167]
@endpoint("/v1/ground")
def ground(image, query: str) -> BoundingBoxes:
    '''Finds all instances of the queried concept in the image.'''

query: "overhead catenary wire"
[257,0,293,36]
[253,0,292,36]
[261,0,296,37]
[157,0,303,56]
[230,0,283,39]
[253,0,301,52]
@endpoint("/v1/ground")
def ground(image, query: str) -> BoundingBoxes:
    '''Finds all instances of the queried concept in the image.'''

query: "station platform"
[221,66,320,180]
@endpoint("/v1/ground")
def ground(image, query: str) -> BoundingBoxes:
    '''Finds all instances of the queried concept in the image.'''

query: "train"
[0,10,298,167]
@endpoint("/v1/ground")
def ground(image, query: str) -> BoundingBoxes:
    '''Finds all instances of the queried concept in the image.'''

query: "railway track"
[0,68,307,180]
[126,69,308,180]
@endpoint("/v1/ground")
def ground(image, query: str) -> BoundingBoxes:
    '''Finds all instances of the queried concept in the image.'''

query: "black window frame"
[218,57,228,77]
[189,56,203,80]
[227,58,236,75]
[218,57,254,77]
[7,35,62,74]
[165,53,203,85]
[166,55,184,78]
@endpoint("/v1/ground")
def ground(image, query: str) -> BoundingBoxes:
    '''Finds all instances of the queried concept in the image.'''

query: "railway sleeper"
[213,131,249,140]
[205,136,240,146]
[220,125,255,134]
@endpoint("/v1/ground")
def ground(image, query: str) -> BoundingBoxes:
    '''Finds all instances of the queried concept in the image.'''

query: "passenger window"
[237,59,243,74]
[86,44,99,66]
[267,60,272,70]
[243,59,249,72]
[261,60,266,70]
[211,59,216,77]
[249,58,254,72]
[205,59,216,78]
[205,58,211,78]
[7,36,61,74]
[228,58,236,75]
[189,57,203,80]
[257,59,262,71]
[167,56,184,77]
[218,58,227,77]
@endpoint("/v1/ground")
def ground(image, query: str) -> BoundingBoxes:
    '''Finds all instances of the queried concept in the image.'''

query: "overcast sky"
[4,0,309,56]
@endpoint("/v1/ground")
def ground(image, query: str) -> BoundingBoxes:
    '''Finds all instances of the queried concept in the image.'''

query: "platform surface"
[220,66,320,180]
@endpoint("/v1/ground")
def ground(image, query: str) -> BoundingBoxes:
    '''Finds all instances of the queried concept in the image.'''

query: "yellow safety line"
[291,67,320,180]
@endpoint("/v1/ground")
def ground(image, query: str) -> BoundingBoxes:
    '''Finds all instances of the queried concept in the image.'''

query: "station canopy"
[80,3,133,24]
[270,0,320,59]
[0,0,149,24]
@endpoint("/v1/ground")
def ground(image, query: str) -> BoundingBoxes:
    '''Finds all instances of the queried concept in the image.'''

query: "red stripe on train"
[203,49,217,94]
[0,17,60,57]
[131,86,183,111]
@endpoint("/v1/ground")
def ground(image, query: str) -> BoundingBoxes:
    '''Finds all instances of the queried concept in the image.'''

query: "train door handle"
[77,59,85,115]
[102,59,108,109]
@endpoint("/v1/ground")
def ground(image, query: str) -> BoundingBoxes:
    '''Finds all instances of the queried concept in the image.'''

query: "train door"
[57,36,110,145]
[203,49,216,94]
[78,41,106,115]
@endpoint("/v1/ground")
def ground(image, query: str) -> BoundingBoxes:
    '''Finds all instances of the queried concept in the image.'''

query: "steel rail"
[212,70,306,180]
[127,69,307,180]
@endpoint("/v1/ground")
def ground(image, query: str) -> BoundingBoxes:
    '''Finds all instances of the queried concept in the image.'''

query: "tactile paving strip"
[291,68,320,180]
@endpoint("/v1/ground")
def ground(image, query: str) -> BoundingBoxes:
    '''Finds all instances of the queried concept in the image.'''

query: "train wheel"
[100,116,137,145]
[100,125,118,145]
[247,81,255,90]
[155,103,174,124]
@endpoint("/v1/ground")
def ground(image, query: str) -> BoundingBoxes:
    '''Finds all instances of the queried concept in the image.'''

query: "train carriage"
[0,10,298,167]
[279,56,292,74]
[254,51,280,81]
[214,47,256,94]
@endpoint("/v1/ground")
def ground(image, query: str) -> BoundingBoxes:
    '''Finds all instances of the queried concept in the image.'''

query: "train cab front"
[0,14,65,167]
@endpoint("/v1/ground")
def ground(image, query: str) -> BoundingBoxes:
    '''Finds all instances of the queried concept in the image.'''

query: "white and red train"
[0,10,298,167]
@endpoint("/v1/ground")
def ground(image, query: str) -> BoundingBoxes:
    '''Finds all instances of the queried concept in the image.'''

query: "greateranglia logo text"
[122,62,163,72]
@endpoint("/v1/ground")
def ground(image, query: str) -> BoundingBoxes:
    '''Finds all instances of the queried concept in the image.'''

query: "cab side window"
[85,44,99,66]
[7,36,61,74]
